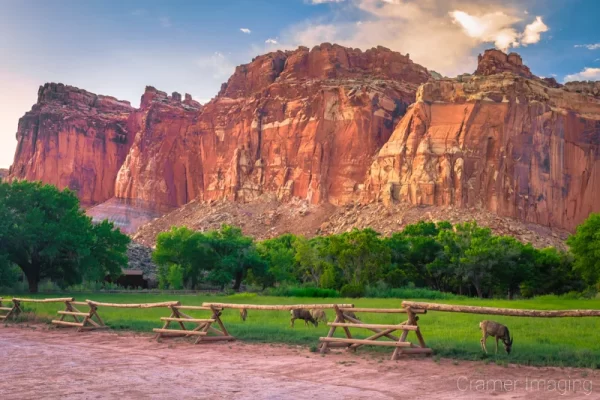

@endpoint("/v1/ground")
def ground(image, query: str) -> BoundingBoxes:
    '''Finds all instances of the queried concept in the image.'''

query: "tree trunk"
[23,267,40,293]
[474,283,483,298]
[233,270,244,291]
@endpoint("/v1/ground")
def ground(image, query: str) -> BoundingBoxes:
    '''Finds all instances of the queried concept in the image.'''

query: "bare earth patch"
[0,325,596,399]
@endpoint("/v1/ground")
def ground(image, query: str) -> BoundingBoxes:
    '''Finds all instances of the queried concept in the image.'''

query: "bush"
[364,284,463,300]
[340,283,365,298]
[264,286,340,298]
[0,262,21,290]
[167,265,184,290]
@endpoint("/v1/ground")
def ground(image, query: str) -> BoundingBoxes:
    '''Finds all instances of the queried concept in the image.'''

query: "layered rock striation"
[7,83,136,205]
[113,43,430,207]
[366,50,600,231]
[7,45,600,233]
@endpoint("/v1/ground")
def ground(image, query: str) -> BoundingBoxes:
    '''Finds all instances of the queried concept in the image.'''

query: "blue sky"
[1,0,599,167]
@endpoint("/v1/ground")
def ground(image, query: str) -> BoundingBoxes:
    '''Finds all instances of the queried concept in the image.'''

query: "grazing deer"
[479,320,513,354]
[310,309,327,324]
[343,311,357,320]
[290,308,318,327]
[240,308,248,322]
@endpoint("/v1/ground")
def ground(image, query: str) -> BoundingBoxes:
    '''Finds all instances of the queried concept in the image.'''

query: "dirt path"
[0,325,597,399]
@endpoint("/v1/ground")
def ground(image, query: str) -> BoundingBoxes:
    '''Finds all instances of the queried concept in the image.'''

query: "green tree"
[567,213,600,285]
[83,220,131,282]
[0,181,130,292]
[293,236,327,285]
[167,264,185,290]
[153,227,215,289]
[206,225,260,290]
[331,229,391,285]
[491,237,535,299]
[438,222,494,297]
[522,248,582,297]
[257,234,298,286]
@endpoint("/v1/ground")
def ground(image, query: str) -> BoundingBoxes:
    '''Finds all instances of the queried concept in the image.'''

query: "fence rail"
[401,301,600,318]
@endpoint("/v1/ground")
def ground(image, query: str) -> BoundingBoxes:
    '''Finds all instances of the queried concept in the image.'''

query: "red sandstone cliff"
[7,83,136,205]
[366,49,600,231]
[0,168,8,182]
[113,44,430,207]
[7,46,600,233]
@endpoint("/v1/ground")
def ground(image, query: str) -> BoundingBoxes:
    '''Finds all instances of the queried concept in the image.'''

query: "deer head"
[503,335,513,354]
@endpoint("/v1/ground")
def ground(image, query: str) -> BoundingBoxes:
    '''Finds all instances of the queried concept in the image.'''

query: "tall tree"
[153,227,216,289]
[567,213,600,285]
[0,181,130,292]
[206,225,260,290]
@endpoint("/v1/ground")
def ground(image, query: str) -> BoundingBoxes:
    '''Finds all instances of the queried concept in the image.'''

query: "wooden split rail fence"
[319,305,432,360]
[0,297,22,321]
[53,300,181,332]
[5,296,600,360]
[401,301,600,317]
[154,305,234,344]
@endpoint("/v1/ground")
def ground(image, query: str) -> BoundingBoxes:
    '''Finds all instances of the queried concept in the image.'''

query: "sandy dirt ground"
[0,325,597,399]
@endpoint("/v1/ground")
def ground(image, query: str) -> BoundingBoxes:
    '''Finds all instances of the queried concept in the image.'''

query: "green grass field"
[3,292,600,368]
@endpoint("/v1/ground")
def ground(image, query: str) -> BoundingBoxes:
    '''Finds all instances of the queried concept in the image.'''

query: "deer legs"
[480,333,488,353]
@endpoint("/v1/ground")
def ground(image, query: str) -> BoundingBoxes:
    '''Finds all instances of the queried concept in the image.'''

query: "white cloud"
[564,67,600,82]
[159,17,172,28]
[521,16,548,45]
[240,28,251,34]
[450,11,547,51]
[273,0,547,77]
[265,38,278,44]
[196,52,235,80]
[450,10,521,51]
[575,43,600,50]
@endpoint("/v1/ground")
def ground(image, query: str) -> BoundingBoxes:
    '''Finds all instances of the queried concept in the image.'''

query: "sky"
[1,0,599,168]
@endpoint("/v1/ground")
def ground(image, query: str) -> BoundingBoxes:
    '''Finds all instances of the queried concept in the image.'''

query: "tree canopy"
[567,213,600,285]
[0,181,130,292]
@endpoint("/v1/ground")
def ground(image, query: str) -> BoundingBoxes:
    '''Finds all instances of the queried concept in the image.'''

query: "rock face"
[366,49,600,231]
[0,168,8,181]
[7,45,600,233]
[7,83,136,205]
[113,44,429,207]
[564,81,600,98]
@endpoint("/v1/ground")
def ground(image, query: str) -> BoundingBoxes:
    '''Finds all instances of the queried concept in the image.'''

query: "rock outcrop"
[7,83,136,205]
[0,168,8,182]
[475,49,533,79]
[366,49,600,231]
[564,81,600,98]
[7,45,600,234]
[113,44,430,208]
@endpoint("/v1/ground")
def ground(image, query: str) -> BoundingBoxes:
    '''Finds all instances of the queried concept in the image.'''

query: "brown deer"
[290,308,318,327]
[479,320,513,354]
[343,311,357,320]
[240,308,248,322]
[310,309,327,324]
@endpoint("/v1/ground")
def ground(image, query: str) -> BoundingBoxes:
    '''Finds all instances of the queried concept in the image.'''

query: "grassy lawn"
[2,292,600,368]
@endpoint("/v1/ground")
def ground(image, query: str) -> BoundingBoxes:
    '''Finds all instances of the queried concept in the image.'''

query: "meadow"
[3,292,600,368]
